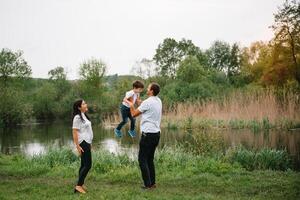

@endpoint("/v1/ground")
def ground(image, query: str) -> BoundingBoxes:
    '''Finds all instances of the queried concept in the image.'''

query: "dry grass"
[103,90,300,130]
[166,90,299,122]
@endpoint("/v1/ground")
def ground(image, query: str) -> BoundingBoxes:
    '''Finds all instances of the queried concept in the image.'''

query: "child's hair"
[132,80,144,89]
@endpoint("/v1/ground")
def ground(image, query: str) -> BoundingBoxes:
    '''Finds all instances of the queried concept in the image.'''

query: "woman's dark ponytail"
[72,99,90,122]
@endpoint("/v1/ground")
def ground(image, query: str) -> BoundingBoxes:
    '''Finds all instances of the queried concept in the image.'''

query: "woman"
[72,99,93,194]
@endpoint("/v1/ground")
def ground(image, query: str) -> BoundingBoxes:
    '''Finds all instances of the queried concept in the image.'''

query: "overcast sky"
[0,0,283,79]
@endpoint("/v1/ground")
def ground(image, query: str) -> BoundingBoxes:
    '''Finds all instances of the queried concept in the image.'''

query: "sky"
[0,0,284,80]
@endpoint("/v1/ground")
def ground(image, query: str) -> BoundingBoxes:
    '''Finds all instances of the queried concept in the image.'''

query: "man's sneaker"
[128,130,136,138]
[114,129,122,138]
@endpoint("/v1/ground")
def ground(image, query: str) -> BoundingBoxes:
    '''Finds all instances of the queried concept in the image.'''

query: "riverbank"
[0,147,299,199]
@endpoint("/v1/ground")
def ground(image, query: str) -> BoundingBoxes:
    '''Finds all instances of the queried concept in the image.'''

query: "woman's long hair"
[72,99,90,123]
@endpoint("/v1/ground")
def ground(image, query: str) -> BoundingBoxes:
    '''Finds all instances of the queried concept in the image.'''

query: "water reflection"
[101,139,121,154]
[101,139,138,160]
[21,142,46,156]
[0,123,299,169]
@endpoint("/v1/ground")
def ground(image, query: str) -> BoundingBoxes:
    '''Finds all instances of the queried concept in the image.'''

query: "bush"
[0,88,33,126]
[33,82,58,120]
[32,148,78,167]
[225,147,291,171]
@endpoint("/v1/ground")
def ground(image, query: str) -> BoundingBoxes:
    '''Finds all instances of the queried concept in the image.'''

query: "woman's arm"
[73,129,84,155]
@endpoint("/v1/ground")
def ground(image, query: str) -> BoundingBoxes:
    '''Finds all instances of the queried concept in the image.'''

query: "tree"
[229,43,242,78]
[153,38,202,78]
[33,83,58,120]
[78,58,107,120]
[48,66,71,99]
[261,43,296,86]
[206,41,231,72]
[79,58,106,89]
[272,0,300,83]
[206,41,243,84]
[176,56,206,83]
[48,66,67,80]
[240,41,273,83]
[0,48,32,127]
[0,48,31,87]
[0,89,32,127]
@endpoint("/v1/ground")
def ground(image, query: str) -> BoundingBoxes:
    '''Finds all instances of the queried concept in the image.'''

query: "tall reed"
[103,89,300,130]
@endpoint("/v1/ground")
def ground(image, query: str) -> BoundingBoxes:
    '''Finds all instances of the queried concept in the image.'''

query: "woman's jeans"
[77,140,92,186]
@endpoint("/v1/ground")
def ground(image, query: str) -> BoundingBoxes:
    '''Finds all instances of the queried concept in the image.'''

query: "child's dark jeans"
[116,104,136,131]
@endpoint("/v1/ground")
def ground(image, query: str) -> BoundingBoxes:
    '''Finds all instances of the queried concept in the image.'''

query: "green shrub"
[32,148,78,167]
[225,147,291,171]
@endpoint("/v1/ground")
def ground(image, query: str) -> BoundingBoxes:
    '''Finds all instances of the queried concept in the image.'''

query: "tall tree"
[48,66,67,80]
[206,41,231,72]
[272,0,300,83]
[176,56,206,83]
[228,43,242,84]
[240,41,273,84]
[0,48,31,87]
[79,58,106,89]
[78,58,107,102]
[0,48,32,127]
[206,41,242,83]
[153,38,202,78]
[48,66,70,101]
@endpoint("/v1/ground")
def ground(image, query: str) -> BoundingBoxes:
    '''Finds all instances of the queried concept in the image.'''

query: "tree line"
[0,0,299,127]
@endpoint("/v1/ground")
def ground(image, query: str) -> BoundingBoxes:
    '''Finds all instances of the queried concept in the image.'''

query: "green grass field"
[0,148,299,200]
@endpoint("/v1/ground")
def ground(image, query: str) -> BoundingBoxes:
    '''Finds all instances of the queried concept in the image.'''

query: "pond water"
[0,123,299,169]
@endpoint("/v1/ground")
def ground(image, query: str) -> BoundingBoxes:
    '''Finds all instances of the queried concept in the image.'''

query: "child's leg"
[116,105,129,130]
[128,113,136,131]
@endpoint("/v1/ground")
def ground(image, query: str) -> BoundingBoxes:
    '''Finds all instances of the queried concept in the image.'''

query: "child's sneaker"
[114,129,122,138]
[128,130,136,138]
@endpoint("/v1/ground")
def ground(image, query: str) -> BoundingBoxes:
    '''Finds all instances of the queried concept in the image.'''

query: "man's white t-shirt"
[137,96,162,133]
[72,113,93,144]
[122,90,139,108]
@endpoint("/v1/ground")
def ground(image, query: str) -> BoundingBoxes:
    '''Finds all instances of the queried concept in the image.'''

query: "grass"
[0,147,299,200]
[162,89,300,130]
[103,90,300,131]
[225,147,292,171]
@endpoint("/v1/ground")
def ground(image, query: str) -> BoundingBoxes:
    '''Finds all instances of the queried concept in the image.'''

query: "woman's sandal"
[74,186,86,194]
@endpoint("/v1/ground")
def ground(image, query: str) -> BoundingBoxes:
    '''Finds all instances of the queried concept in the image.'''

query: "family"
[72,81,162,193]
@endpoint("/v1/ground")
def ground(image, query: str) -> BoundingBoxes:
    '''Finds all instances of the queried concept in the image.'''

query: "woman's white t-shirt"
[72,113,93,144]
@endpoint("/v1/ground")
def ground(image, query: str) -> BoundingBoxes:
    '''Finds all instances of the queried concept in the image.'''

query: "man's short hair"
[132,80,144,89]
[150,83,160,96]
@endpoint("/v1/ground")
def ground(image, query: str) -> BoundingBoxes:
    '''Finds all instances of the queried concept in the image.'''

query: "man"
[128,82,162,189]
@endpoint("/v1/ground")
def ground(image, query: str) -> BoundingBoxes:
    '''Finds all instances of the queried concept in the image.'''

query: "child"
[114,80,144,138]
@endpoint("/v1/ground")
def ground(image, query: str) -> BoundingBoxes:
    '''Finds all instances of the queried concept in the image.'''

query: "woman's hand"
[76,144,84,155]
